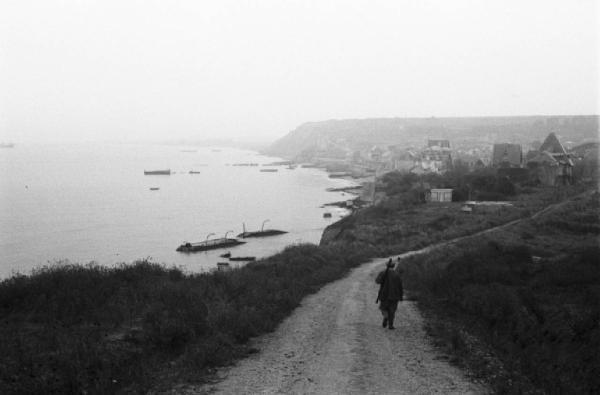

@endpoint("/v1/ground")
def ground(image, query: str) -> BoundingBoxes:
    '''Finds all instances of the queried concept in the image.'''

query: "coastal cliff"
[266,116,599,160]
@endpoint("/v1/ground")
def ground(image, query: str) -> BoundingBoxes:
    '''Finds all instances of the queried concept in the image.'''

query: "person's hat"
[386,258,395,268]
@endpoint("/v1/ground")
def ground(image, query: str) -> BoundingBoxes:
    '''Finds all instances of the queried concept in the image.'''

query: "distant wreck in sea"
[144,169,171,175]
[237,220,287,238]
[176,237,245,252]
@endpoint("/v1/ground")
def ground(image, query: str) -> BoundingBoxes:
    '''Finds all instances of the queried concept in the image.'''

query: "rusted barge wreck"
[237,220,287,238]
[237,229,287,238]
[176,238,245,252]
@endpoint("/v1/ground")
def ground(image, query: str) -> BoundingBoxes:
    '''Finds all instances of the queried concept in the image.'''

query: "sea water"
[0,143,356,278]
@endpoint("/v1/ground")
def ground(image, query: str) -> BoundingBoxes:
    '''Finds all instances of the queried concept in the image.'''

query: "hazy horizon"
[1,0,598,143]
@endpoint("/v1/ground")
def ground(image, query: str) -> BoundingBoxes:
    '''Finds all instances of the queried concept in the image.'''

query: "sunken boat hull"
[236,229,287,238]
[176,238,245,252]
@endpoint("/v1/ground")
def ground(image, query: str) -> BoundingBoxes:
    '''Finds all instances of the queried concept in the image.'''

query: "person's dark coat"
[376,268,403,302]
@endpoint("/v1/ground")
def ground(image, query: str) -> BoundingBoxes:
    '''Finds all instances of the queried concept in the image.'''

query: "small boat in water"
[260,169,278,173]
[0,142,15,148]
[323,212,332,218]
[229,256,256,262]
[176,238,245,252]
[219,252,231,258]
[144,169,171,175]
[149,187,160,191]
[189,170,201,174]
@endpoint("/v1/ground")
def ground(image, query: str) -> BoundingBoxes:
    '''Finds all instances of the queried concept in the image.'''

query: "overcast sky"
[0,0,598,143]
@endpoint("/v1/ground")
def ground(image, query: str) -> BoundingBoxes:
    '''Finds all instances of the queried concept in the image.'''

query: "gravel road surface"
[189,255,487,394]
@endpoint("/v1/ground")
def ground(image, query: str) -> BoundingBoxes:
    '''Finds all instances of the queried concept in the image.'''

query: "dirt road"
[176,195,591,394]
[189,253,487,394]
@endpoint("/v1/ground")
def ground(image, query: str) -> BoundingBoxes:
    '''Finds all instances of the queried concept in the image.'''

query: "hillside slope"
[266,115,599,159]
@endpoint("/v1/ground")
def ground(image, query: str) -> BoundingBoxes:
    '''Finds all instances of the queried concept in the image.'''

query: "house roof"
[492,143,522,166]
[539,132,567,155]
[428,139,450,148]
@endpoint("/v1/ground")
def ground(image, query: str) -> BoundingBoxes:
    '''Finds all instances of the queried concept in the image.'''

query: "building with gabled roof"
[492,144,523,168]
[539,132,568,155]
[419,139,452,173]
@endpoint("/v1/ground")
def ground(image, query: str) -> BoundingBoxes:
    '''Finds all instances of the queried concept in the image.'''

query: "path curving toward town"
[177,195,586,394]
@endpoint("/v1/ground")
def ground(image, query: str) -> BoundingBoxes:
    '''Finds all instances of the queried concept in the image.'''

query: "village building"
[492,143,523,168]
[411,139,453,174]
[389,148,418,172]
[526,132,574,186]
[428,139,451,149]
[428,188,453,202]
[473,158,486,170]
[369,146,384,162]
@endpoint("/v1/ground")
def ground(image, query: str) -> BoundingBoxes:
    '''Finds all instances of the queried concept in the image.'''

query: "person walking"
[375,258,404,329]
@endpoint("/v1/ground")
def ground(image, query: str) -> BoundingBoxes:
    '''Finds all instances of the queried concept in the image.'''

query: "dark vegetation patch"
[322,186,587,257]
[401,192,600,394]
[0,244,374,393]
[380,167,520,203]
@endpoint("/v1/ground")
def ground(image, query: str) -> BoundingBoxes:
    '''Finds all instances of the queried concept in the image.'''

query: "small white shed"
[429,188,453,202]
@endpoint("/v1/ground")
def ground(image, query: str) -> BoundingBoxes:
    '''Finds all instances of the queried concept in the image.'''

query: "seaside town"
[293,129,598,204]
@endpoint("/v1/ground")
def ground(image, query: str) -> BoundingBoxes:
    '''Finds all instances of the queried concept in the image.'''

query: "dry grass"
[0,244,374,393]
[401,192,600,394]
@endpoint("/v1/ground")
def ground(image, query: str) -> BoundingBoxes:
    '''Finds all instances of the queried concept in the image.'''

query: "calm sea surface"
[0,143,356,278]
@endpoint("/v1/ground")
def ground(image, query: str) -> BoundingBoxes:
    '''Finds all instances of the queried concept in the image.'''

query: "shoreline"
[0,151,362,280]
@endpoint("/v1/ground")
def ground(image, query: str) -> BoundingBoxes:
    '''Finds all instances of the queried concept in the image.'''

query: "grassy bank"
[0,244,374,393]
[321,183,588,256]
[400,191,600,393]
